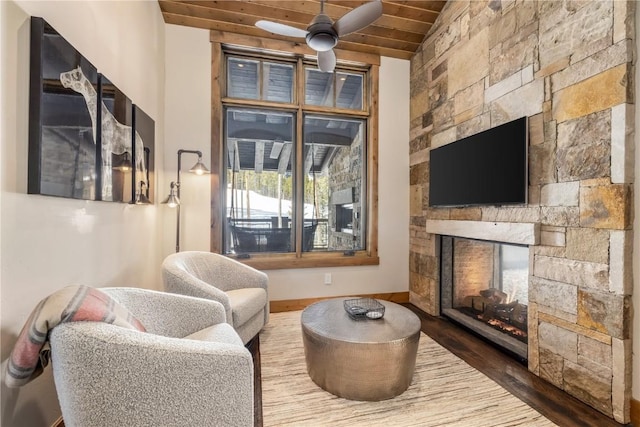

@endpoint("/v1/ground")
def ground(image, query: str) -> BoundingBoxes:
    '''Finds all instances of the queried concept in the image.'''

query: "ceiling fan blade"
[317,49,336,73]
[334,0,383,37]
[255,20,308,38]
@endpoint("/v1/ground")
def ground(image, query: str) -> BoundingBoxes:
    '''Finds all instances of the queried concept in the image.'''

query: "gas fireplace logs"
[461,288,528,341]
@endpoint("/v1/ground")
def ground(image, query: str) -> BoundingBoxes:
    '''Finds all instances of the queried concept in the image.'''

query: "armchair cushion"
[184,323,243,346]
[227,288,268,327]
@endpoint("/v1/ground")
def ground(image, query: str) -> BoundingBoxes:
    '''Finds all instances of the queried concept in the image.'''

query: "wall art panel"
[28,17,154,204]
[133,105,155,204]
[28,17,99,200]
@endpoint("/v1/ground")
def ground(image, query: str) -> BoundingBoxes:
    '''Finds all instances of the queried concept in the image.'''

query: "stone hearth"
[409,1,634,423]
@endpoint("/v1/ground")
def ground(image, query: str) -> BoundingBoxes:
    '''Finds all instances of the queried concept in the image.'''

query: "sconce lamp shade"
[162,181,180,208]
[189,157,210,175]
[163,193,180,208]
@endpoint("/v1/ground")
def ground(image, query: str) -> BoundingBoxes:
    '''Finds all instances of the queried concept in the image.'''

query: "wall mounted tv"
[429,117,528,207]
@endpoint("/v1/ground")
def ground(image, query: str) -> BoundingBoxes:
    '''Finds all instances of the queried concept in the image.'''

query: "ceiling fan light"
[306,14,338,52]
[306,32,338,51]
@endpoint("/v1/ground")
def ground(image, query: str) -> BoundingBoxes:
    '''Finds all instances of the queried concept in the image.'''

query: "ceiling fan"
[255,0,383,73]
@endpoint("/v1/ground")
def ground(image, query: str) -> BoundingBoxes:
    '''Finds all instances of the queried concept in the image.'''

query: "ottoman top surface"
[301,298,421,343]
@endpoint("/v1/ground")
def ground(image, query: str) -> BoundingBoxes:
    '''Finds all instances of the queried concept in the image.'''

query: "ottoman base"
[302,327,420,401]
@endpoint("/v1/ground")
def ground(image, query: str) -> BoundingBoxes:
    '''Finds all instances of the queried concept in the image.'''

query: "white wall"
[163,24,212,255]
[164,24,411,300]
[0,2,166,426]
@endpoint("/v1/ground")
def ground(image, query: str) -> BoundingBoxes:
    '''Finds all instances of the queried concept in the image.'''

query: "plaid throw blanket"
[5,285,146,388]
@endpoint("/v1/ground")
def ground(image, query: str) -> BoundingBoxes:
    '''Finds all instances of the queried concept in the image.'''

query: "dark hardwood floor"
[404,304,629,427]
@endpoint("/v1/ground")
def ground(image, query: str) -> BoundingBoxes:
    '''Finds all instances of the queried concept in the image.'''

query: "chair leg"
[246,335,262,427]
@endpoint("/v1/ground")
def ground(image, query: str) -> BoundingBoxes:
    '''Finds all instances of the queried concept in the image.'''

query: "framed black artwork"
[28,17,155,204]
[28,17,99,200]
[132,105,155,204]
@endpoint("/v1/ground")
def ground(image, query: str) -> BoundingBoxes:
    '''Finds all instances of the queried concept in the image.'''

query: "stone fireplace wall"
[328,142,362,249]
[409,0,635,423]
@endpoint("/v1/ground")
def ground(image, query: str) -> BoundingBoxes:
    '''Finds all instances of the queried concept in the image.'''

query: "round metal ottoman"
[301,298,421,401]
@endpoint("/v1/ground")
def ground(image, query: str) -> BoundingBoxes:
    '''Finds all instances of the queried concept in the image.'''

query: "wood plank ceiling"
[159,0,447,60]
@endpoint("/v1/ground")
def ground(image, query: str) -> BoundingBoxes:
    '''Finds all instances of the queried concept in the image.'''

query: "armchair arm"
[162,266,234,324]
[51,323,253,427]
[102,288,226,337]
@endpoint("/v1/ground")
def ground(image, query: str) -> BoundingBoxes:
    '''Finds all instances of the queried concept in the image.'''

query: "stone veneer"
[328,134,363,250]
[409,0,634,423]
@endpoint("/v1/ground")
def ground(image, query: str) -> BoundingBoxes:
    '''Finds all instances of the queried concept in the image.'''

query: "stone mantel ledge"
[425,220,540,245]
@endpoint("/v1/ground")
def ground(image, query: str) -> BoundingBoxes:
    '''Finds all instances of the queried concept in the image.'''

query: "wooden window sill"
[229,251,380,270]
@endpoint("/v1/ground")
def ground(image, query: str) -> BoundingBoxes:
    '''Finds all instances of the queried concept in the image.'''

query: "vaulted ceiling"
[158,1,446,175]
[159,0,447,60]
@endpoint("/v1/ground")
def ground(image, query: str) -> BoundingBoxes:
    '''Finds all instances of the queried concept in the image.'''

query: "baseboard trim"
[52,416,64,427]
[631,398,640,426]
[270,291,410,313]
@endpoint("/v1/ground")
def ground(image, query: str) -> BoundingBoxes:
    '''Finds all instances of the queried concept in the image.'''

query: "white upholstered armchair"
[50,287,254,427]
[162,251,269,344]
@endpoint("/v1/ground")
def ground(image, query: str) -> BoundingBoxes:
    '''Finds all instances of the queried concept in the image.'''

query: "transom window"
[305,68,363,109]
[211,45,379,269]
[227,57,294,103]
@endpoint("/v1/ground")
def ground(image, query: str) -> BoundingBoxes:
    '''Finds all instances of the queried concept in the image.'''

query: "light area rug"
[261,310,557,427]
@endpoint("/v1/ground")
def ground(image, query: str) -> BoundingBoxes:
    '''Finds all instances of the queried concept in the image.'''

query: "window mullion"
[294,57,305,256]
[211,42,224,253]
[258,59,264,100]
[221,97,298,112]
[333,72,337,108]
[301,105,369,118]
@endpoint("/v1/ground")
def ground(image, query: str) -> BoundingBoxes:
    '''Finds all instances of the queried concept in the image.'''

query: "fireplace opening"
[335,204,353,233]
[440,236,529,359]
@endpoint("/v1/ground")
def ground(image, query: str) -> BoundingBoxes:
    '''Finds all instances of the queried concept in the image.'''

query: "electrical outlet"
[324,273,332,285]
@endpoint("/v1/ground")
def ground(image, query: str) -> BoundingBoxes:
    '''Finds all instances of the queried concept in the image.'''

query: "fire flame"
[485,318,527,338]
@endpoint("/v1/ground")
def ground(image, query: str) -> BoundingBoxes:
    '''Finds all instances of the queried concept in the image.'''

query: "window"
[305,69,363,109]
[225,108,295,253]
[227,57,294,103]
[211,42,379,269]
[303,115,366,251]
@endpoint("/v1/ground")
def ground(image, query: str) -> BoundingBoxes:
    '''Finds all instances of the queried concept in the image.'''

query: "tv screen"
[429,117,528,207]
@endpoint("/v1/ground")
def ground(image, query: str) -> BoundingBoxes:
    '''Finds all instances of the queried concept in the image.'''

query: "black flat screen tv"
[429,117,528,207]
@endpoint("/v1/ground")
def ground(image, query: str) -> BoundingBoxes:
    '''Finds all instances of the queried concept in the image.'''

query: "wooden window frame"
[210,32,379,270]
